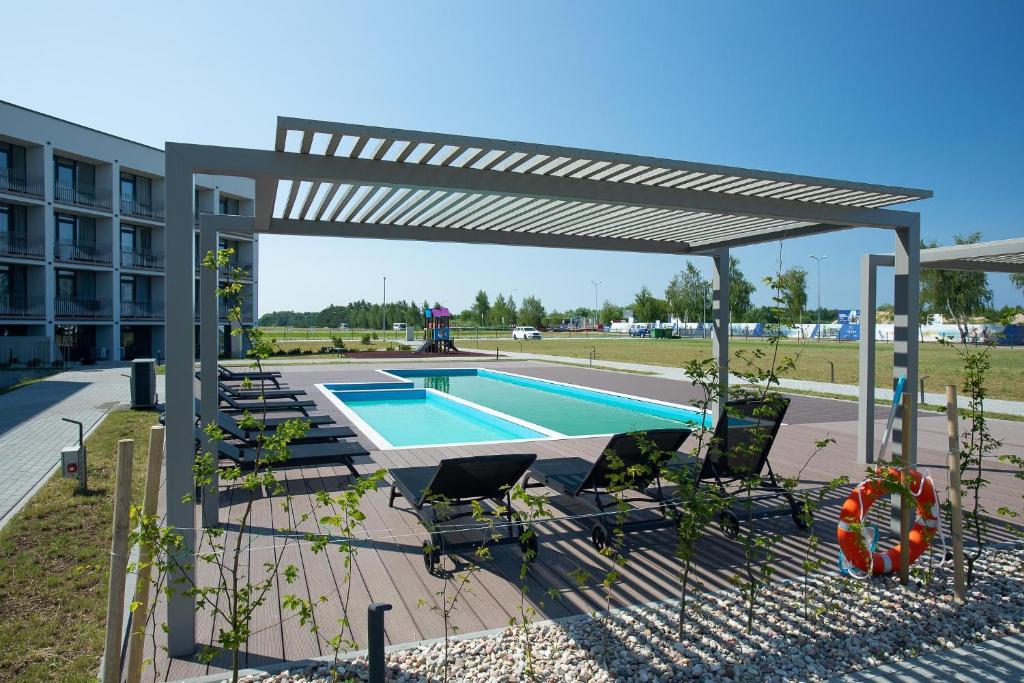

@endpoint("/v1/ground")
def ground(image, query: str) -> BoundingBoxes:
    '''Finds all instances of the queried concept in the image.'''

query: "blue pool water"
[324,369,707,447]
[329,388,544,447]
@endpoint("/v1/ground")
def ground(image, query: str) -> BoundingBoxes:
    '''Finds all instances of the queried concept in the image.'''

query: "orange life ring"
[837,467,940,575]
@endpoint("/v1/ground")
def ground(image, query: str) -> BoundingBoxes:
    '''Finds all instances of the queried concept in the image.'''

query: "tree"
[777,267,808,325]
[599,300,625,325]
[920,233,993,342]
[633,286,669,322]
[1012,273,1024,293]
[518,295,546,327]
[507,295,518,325]
[729,256,756,322]
[665,262,709,323]
[490,293,511,327]
[472,290,490,325]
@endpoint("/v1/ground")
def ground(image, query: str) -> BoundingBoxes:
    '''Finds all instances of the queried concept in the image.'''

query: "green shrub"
[360,334,372,345]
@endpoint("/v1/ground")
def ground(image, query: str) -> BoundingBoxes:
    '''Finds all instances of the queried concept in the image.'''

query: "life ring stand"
[837,467,940,575]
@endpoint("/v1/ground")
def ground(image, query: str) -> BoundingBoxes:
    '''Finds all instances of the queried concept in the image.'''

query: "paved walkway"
[0,365,163,529]
[488,350,1024,416]
[835,633,1024,681]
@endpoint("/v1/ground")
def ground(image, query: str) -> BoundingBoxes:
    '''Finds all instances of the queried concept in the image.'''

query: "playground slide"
[412,340,433,354]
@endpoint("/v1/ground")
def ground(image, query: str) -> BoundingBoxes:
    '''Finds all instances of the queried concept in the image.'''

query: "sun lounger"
[208,378,306,400]
[388,453,538,573]
[687,396,806,538]
[206,404,355,444]
[212,434,366,477]
[525,428,692,550]
[219,389,316,415]
[218,364,282,387]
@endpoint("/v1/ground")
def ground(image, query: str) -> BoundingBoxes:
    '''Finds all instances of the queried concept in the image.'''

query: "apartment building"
[0,101,257,364]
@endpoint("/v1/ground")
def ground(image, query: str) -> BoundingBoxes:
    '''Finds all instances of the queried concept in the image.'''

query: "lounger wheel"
[591,523,610,551]
[792,501,812,530]
[422,536,441,574]
[719,511,740,540]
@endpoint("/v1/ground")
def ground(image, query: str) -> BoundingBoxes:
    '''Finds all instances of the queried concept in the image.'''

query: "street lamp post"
[590,280,602,329]
[810,255,827,341]
[382,275,387,335]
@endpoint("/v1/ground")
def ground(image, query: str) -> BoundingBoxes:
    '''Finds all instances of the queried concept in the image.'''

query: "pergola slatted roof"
[261,117,931,252]
[919,237,1024,273]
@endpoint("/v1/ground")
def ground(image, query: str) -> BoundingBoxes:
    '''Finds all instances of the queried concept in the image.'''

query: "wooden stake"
[125,426,165,683]
[899,392,912,585]
[103,439,134,683]
[945,385,967,603]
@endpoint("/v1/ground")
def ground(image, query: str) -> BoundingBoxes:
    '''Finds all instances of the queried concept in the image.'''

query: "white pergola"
[163,117,930,655]
[858,237,1024,463]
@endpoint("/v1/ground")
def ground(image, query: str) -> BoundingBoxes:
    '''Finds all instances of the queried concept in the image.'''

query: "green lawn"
[0,409,158,683]
[485,337,1024,402]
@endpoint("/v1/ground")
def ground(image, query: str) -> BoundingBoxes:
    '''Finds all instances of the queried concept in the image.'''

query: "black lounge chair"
[218,364,282,387]
[687,396,806,538]
[212,435,366,477]
[203,402,355,444]
[525,428,692,550]
[388,453,538,574]
[219,390,317,416]
[211,378,307,400]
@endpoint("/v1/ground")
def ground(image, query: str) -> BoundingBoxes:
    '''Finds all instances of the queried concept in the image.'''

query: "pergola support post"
[890,220,920,532]
[711,248,730,420]
[163,145,197,656]
[857,254,880,463]
[199,223,220,528]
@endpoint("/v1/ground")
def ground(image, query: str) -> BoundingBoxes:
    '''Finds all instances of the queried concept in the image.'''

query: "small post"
[368,602,392,683]
[945,385,967,603]
[920,376,929,405]
[495,346,499,360]
[899,393,912,585]
[826,361,835,384]
[125,427,165,683]
[103,439,134,683]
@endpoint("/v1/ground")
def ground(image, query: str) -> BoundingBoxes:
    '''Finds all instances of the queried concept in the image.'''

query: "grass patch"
[489,337,1024,402]
[0,409,159,683]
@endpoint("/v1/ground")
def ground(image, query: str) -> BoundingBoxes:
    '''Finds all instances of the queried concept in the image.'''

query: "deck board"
[136,361,1024,681]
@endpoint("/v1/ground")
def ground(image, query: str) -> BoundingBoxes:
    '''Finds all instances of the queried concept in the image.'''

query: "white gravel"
[235,545,1024,682]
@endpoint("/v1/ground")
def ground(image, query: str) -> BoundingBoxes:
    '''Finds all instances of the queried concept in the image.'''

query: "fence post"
[898,393,912,585]
[368,602,392,683]
[125,426,165,683]
[945,385,967,603]
[103,439,134,683]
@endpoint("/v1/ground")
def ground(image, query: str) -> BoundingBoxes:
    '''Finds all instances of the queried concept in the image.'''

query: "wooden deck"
[143,361,1024,681]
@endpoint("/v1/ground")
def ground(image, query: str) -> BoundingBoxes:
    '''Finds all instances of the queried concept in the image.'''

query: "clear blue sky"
[5,1,1022,314]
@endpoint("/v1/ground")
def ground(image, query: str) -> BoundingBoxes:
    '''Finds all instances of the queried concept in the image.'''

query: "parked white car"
[512,326,542,340]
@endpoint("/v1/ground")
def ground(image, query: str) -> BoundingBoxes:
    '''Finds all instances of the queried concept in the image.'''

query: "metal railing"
[0,294,45,318]
[53,182,113,210]
[120,299,164,320]
[55,239,112,265]
[121,247,164,270]
[54,296,111,319]
[120,197,165,220]
[0,232,44,258]
[0,168,44,197]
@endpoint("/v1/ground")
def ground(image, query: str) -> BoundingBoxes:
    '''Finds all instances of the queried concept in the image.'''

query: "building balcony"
[120,299,164,320]
[0,294,45,318]
[53,182,112,210]
[0,168,44,198]
[0,232,44,259]
[121,198,165,221]
[121,247,164,270]
[55,240,113,265]
[54,296,111,319]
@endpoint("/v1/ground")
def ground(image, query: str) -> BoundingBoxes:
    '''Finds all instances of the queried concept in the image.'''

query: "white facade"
[0,100,257,363]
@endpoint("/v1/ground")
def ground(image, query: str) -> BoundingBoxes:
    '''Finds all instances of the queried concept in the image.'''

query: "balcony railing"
[0,294,45,318]
[55,239,112,265]
[53,182,112,210]
[0,168,44,198]
[121,198,165,221]
[0,232,44,258]
[54,296,111,319]
[121,247,164,270]
[120,299,164,320]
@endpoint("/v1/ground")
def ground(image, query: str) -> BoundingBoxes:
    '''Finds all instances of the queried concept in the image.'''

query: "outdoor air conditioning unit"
[130,357,157,409]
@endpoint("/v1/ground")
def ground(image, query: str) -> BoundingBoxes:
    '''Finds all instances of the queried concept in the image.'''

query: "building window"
[219,196,240,215]
[120,172,152,209]
[56,213,96,245]
[57,270,76,298]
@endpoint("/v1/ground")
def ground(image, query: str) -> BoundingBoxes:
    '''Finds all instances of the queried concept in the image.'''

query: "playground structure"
[414,306,459,354]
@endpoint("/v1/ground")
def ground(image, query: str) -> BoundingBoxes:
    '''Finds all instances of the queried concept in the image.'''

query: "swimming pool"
[320,368,707,449]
